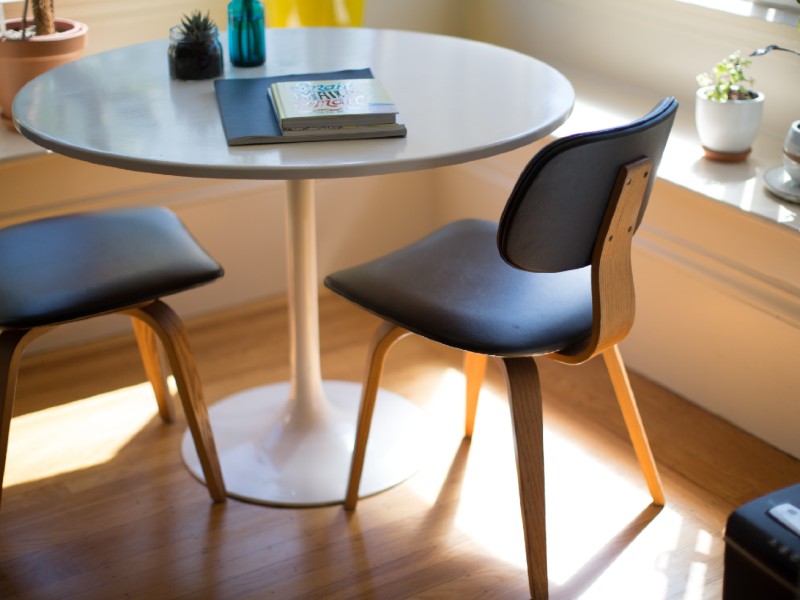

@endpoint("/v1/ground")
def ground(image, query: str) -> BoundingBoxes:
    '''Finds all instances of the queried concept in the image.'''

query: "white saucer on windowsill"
[764,165,800,205]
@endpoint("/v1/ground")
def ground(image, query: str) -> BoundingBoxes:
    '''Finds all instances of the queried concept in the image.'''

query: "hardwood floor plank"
[1,292,799,599]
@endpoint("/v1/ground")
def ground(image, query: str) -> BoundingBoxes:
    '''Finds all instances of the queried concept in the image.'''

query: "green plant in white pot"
[695,51,764,161]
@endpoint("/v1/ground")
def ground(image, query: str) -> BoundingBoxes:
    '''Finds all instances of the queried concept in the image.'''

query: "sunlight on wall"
[4,383,161,487]
[553,99,631,138]
[405,367,717,598]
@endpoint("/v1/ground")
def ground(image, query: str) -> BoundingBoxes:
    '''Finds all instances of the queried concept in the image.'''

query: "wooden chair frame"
[342,158,663,599]
[0,299,226,509]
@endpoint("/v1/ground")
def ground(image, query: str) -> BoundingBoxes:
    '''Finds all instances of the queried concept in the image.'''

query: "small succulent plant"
[179,10,217,43]
[696,51,758,102]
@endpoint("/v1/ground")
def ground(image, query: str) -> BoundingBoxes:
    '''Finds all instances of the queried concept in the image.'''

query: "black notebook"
[215,68,405,146]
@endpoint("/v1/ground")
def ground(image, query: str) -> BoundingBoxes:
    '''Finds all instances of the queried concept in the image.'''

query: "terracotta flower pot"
[0,17,89,131]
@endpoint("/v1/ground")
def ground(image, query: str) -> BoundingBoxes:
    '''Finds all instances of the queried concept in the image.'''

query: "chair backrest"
[498,98,678,363]
[497,98,678,274]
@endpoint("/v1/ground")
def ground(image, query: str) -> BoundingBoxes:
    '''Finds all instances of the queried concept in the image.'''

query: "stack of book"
[268,78,407,141]
[214,68,405,146]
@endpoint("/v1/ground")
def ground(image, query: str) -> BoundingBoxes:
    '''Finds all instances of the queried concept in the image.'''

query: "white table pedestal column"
[181,180,425,506]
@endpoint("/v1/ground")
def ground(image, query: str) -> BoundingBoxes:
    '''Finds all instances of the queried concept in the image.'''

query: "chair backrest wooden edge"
[551,157,653,364]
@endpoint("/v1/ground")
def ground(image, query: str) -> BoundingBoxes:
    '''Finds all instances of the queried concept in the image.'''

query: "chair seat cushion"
[324,219,593,357]
[0,207,223,329]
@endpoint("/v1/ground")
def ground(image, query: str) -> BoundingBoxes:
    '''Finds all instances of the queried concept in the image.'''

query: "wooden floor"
[2,293,799,599]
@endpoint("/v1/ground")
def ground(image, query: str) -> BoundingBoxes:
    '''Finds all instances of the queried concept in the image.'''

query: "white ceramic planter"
[695,86,764,160]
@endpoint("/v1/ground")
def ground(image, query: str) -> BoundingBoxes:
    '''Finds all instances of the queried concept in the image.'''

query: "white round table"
[13,27,574,506]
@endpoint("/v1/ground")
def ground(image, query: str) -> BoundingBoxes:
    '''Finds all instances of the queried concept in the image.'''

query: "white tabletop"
[13,27,574,180]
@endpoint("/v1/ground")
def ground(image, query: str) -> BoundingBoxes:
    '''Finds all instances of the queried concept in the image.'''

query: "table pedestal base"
[181,380,425,506]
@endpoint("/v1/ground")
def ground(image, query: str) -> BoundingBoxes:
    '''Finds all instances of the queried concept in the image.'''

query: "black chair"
[0,206,226,508]
[324,98,678,599]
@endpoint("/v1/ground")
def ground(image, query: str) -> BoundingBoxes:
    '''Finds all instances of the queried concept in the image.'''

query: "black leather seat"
[0,206,226,507]
[325,98,678,599]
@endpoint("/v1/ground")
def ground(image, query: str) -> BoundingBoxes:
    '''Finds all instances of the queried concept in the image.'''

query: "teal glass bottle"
[227,0,266,67]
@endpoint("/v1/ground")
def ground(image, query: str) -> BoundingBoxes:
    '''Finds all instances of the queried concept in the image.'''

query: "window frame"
[674,0,800,26]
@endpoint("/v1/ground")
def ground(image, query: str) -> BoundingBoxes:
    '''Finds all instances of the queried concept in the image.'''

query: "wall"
[467,0,800,139]
[4,0,467,55]
[630,179,800,461]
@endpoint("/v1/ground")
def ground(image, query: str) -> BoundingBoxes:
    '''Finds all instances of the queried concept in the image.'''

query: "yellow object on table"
[266,0,364,27]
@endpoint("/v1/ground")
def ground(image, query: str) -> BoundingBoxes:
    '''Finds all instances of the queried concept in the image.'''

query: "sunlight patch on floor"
[404,368,472,505]
[5,382,160,486]
[406,367,717,598]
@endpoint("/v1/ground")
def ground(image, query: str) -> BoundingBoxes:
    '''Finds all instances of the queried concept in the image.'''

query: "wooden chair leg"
[602,345,665,506]
[0,328,49,510]
[125,301,226,503]
[344,321,409,510]
[132,316,174,423]
[464,352,487,439]
[499,356,548,600]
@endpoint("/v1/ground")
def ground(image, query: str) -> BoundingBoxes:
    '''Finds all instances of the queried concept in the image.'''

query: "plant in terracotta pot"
[0,0,89,131]
[695,51,765,161]
[168,11,224,81]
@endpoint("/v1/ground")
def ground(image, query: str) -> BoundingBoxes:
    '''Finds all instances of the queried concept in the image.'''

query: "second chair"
[0,206,227,509]
[325,98,678,599]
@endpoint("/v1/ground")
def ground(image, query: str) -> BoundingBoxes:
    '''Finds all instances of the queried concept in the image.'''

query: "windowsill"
[4,75,800,235]
[552,72,800,235]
